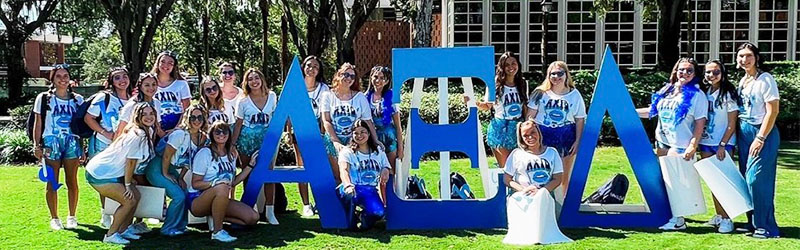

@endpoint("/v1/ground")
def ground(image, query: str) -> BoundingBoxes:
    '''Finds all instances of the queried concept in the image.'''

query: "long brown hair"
[302,56,325,83]
[149,51,185,81]
[331,63,360,92]
[104,67,132,97]
[241,68,271,96]
[117,102,156,154]
[495,52,528,106]
[348,120,379,153]
[206,121,233,161]
[199,76,225,111]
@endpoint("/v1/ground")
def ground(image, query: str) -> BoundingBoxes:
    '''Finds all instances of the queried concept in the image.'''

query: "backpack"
[26,93,50,143]
[446,172,475,199]
[71,92,111,138]
[405,175,432,199]
[582,174,629,204]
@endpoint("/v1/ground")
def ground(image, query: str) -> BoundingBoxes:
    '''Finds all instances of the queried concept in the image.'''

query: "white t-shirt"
[338,147,390,187]
[235,92,278,129]
[33,92,85,137]
[154,79,191,119]
[503,147,563,188]
[87,92,129,144]
[308,83,330,119]
[700,89,738,146]
[528,89,587,128]
[223,86,244,124]
[165,129,200,167]
[320,91,372,138]
[739,73,780,125]
[208,109,233,125]
[487,86,524,120]
[119,99,162,124]
[654,91,709,148]
[86,128,153,179]
[191,147,237,192]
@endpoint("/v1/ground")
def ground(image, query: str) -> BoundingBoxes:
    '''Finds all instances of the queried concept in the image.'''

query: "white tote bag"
[659,156,706,217]
[694,152,753,218]
[104,185,166,220]
[503,190,572,245]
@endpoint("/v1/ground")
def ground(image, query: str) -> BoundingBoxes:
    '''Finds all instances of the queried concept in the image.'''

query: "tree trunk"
[259,0,270,75]
[281,16,290,80]
[657,0,686,71]
[3,37,28,105]
[412,0,433,48]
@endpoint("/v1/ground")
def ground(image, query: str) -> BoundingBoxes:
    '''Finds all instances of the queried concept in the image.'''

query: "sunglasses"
[204,84,220,94]
[221,70,235,76]
[677,68,694,74]
[213,129,229,136]
[113,74,129,81]
[705,69,721,76]
[341,73,356,80]
[549,71,565,78]
[189,115,204,122]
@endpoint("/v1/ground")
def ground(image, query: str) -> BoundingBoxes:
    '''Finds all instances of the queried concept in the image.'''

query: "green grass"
[1,145,799,249]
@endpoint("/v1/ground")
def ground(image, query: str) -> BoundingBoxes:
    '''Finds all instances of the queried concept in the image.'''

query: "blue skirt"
[539,123,576,157]
[487,118,519,150]
[375,123,398,153]
[237,126,269,157]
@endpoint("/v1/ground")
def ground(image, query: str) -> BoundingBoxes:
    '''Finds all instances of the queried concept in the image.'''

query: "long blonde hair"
[116,102,156,154]
[535,61,575,92]
[516,120,542,152]
[331,63,361,92]
[179,104,209,132]
[241,68,271,96]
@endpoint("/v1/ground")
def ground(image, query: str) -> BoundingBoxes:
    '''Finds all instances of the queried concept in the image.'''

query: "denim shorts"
[85,171,123,186]
[43,135,82,160]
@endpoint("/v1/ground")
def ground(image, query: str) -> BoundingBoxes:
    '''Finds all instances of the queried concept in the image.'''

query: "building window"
[528,0,558,72]
[603,1,635,67]
[565,0,596,69]
[642,18,659,67]
[490,0,522,59]
[453,0,483,46]
[719,0,751,64]
[758,0,790,61]
[681,0,713,63]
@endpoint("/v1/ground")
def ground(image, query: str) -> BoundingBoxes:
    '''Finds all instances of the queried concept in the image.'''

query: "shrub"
[0,130,35,164]
[9,104,30,129]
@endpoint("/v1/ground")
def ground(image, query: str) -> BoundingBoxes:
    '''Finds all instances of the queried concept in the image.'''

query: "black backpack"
[582,174,629,204]
[26,93,50,143]
[445,172,475,199]
[405,175,432,199]
[71,92,110,138]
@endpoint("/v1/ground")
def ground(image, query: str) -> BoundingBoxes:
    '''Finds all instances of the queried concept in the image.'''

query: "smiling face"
[140,78,158,98]
[140,106,157,127]
[158,55,175,75]
[548,66,566,87]
[520,122,541,149]
[304,59,320,79]
[111,71,130,92]
[247,72,262,91]
[219,66,236,83]
[675,62,695,86]
[704,63,722,86]
[339,68,356,90]
[52,69,70,90]
[212,127,229,144]
[203,81,220,99]
[371,70,386,92]
[189,109,205,130]
[737,47,757,71]
[504,57,519,77]
[352,126,370,146]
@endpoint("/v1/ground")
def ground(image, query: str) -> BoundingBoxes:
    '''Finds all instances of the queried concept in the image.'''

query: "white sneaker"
[302,204,315,217]
[718,218,734,233]
[211,229,237,242]
[103,233,130,245]
[659,217,687,230]
[130,222,151,234]
[705,214,722,226]
[100,213,113,229]
[265,206,279,225]
[50,218,63,230]
[65,216,78,229]
[121,227,141,240]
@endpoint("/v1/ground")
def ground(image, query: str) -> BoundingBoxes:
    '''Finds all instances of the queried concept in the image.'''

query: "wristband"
[756,135,766,142]
[719,142,727,147]
[125,183,132,187]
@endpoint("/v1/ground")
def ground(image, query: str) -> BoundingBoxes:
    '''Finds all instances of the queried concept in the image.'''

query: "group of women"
[30,42,782,245]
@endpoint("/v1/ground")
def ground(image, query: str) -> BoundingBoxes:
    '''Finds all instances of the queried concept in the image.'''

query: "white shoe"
[211,229,237,242]
[659,217,687,230]
[705,214,722,226]
[100,213,113,229]
[265,206,279,225]
[50,218,63,230]
[302,204,315,217]
[103,233,130,245]
[65,216,78,229]
[130,222,151,234]
[147,218,161,224]
[121,227,141,240]
[718,218,734,233]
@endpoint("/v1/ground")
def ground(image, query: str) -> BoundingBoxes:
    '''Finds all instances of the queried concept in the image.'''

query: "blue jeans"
[738,121,780,237]
[337,185,384,230]
[145,156,188,234]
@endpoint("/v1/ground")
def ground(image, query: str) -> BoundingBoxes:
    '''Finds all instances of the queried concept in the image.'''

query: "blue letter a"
[241,57,348,228]
[559,46,671,228]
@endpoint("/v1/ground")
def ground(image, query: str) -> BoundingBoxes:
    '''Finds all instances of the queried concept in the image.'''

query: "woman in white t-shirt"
[145,105,209,236]
[636,57,708,231]
[85,102,157,244]
[218,62,244,121]
[32,65,85,231]
[190,121,259,242]
[86,67,131,158]
[321,63,380,161]
[464,52,528,170]
[526,61,586,196]
[337,120,391,230]
[118,73,164,138]
[151,50,191,131]
[199,76,232,125]
[735,43,781,239]
[698,60,740,233]
[231,68,279,224]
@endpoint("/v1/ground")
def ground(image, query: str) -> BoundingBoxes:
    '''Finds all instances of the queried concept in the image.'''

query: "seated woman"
[189,121,259,242]
[85,102,157,245]
[337,120,391,230]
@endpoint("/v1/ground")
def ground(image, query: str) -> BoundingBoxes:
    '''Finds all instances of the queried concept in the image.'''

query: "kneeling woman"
[85,102,157,244]
[504,120,564,199]
[190,121,259,242]
[337,120,391,230]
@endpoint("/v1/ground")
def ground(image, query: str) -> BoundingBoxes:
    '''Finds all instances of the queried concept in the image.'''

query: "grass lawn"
[1,144,798,249]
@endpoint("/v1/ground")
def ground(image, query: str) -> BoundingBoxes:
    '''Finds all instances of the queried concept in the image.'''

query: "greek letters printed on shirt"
[529,89,587,128]
[235,92,278,129]
[320,92,372,138]
[34,92,85,137]
[489,86,523,120]
[154,80,191,116]
[654,92,708,148]
[700,90,738,146]
[339,148,390,187]
[503,147,563,189]
[192,147,237,185]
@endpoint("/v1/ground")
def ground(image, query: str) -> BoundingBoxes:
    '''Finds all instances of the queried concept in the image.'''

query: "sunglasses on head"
[204,84,220,94]
[189,115,204,122]
[705,69,721,76]
[213,129,229,136]
[341,72,356,80]
[159,50,179,59]
[549,71,565,77]
[221,70,235,76]
[53,64,70,70]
